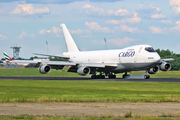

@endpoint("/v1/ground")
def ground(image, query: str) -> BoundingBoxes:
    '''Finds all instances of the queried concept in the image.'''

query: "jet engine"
[159,62,171,71]
[148,66,159,74]
[38,65,51,74]
[77,66,90,75]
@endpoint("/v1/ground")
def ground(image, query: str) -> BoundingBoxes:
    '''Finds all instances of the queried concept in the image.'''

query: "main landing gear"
[91,72,116,79]
[91,74,105,79]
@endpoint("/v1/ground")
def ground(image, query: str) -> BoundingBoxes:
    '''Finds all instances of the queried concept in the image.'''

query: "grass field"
[0,67,180,78]
[0,80,180,102]
[1,114,180,120]
[0,68,180,119]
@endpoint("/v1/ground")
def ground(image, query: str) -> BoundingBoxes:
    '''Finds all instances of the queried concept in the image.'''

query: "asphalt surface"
[0,76,180,82]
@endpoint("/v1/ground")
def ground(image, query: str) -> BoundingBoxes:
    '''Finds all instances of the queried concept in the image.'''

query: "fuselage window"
[145,47,156,52]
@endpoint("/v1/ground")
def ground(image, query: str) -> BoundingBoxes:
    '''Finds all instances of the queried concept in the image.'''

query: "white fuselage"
[63,45,161,72]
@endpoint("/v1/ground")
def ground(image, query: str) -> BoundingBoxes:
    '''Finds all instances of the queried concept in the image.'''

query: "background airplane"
[2,52,39,67]
[32,24,174,79]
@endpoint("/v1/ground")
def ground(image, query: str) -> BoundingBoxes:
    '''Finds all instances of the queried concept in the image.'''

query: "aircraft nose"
[154,54,161,63]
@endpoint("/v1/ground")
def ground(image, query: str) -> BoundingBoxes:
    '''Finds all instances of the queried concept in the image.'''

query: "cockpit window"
[145,47,156,52]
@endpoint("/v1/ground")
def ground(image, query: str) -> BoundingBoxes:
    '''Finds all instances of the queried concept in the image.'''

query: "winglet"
[60,24,80,52]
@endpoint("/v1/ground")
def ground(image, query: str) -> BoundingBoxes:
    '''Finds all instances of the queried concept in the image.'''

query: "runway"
[0,76,180,82]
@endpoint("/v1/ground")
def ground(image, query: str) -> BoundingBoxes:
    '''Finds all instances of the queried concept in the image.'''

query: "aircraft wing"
[45,61,76,66]
[161,58,174,62]
[33,53,70,59]
[78,63,118,68]
[46,62,117,68]
[9,60,39,64]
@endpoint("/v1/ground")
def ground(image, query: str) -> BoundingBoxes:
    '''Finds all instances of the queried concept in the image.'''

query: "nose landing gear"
[144,74,150,79]
[122,72,150,79]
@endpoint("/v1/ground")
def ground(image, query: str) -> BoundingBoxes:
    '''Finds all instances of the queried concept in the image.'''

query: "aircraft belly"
[120,62,158,71]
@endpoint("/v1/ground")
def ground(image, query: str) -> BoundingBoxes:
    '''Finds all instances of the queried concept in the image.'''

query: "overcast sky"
[0,0,180,59]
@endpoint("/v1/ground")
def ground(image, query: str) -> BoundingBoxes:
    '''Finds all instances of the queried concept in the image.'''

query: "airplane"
[31,24,174,79]
[2,52,39,66]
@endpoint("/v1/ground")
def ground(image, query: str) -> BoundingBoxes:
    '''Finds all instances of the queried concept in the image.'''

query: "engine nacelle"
[148,66,159,74]
[159,62,171,71]
[77,66,90,75]
[38,65,51,74]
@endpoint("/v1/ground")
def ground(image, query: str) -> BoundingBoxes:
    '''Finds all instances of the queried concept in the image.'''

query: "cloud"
[17,31,36,39]
[137,4,166,19]
[169,0,180,14]
[17,31,27,39]
[10,4,49,15]
[81,4,105,16]
[106,12,142,24]
[115,25,143,33]
[69,29,91,34]
[161,20,172,25]
[85,22,112,33]
[139,4,161,12]
[52,27,61,33]
[149,26,166,34]
[108,37,135,47]
[113,9,130,16]
[170,21,180,32]
[0,0,123,4]
[39,27,61,34]
[151,14,166,19]
[81,4,131,17]
[0,34,8,40]
[39,29,46,34]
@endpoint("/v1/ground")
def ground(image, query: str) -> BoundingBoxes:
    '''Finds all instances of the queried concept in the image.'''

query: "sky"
[0,0,180,59]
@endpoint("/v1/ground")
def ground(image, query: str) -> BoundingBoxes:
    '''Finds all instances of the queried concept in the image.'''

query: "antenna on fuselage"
[104,38,107,50]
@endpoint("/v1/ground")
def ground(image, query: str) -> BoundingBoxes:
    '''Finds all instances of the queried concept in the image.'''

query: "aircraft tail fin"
[60,24,80,52]
[3,52,13,61]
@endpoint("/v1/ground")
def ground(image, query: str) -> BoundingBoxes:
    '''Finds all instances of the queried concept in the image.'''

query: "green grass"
[0,67,83,77]
[1,114,180,120]
[0,67,180,78]
[0,80,180,102]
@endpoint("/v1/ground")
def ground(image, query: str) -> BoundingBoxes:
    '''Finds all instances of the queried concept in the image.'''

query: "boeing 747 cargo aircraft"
[3,24,174,79]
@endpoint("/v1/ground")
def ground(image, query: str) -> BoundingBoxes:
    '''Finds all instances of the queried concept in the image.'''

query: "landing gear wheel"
[91,75,106,79]
[144,75,150,79]
[108,75,116,79]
